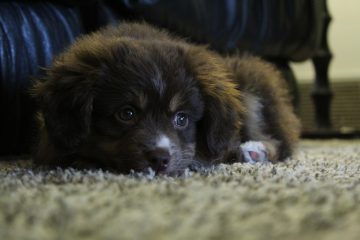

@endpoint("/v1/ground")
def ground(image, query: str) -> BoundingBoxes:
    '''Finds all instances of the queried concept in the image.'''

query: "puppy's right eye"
[173,112,189,129]
[115,106,137,123]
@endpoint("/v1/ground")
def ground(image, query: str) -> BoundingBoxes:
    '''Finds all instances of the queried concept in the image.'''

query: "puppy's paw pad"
[240,141,268,164]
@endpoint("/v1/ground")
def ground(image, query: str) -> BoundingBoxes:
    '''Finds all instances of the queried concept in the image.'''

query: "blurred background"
[292,0,360,134]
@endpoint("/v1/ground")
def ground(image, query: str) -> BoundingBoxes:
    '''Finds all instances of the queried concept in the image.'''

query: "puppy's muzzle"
[145,148,170,174]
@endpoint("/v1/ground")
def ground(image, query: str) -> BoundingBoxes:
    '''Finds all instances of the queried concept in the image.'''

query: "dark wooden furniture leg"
[269,59,299,111]
[311,0,333,131]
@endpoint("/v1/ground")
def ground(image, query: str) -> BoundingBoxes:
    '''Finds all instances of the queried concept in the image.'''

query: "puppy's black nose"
[146,149,170,171]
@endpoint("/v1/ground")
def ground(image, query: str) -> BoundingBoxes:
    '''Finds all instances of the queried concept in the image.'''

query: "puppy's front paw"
[240,141,268,164]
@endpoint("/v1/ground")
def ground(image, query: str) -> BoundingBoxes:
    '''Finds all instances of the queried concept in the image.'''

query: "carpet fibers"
[1,140,360,240]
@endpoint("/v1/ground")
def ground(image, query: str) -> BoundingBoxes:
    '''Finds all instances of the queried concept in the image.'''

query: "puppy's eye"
[173,112,189,129]
[115,106,137,123]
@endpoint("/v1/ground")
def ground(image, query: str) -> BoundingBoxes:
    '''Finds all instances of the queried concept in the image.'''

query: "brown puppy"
[33,22,300,175]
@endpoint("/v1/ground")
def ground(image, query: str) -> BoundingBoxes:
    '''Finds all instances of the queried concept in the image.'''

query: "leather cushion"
[116,0,323,61]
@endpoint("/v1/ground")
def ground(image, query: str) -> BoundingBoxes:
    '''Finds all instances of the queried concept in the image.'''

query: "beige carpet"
[1,140,360,240]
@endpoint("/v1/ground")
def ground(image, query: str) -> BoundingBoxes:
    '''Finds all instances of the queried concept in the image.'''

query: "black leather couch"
[0,0,332,155]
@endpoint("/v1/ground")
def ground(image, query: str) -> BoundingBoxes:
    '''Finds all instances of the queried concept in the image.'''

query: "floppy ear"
[32,37,143,156]
[33,62,95,153]
[185,47,245,161]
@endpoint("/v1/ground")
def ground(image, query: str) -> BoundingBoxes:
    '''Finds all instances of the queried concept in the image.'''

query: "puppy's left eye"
[173,112,189,129]
[115,106,137,123]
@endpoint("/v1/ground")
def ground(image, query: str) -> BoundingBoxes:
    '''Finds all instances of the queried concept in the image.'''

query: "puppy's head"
[33,33,244,175]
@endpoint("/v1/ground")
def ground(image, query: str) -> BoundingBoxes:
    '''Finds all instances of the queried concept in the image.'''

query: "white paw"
[240,141,269,164]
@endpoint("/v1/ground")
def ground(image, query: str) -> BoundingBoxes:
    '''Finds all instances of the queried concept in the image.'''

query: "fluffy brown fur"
[32,22,300,175]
